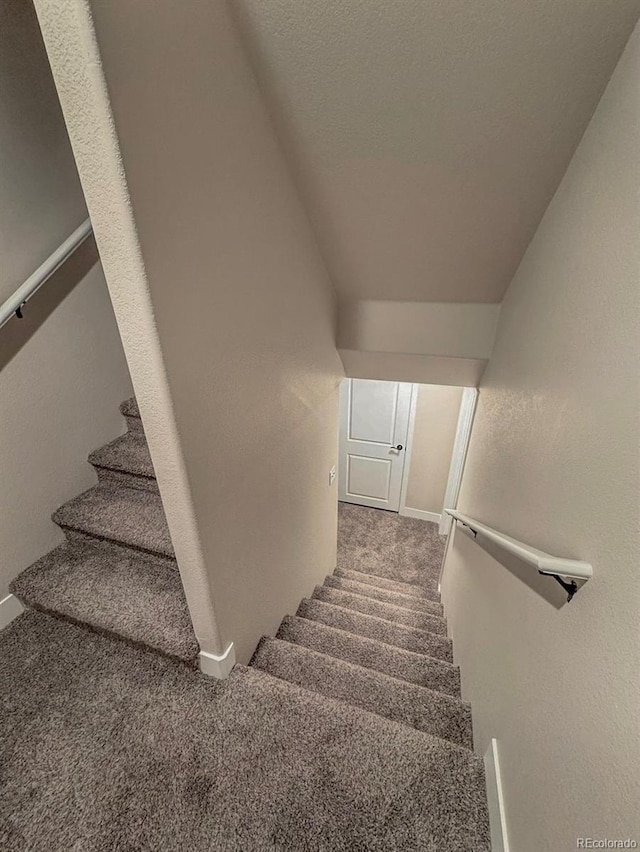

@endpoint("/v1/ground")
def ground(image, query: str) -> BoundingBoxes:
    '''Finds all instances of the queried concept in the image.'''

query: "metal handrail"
[446,509,593,601]
[0,218,93,330]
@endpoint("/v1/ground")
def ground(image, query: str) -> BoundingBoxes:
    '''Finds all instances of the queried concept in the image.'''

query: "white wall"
[338,300,499,387]
[441,25,640,852]
[35,0,345,664]
[339,349,487,388]
[404,386,462,518]
[0,0,133,597]
[338,301,500,359]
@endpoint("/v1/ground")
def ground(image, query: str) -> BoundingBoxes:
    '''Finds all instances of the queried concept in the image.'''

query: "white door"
[339,379,412,511]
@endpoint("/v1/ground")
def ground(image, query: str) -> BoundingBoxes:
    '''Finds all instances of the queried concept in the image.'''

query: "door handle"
[392,444,404,451]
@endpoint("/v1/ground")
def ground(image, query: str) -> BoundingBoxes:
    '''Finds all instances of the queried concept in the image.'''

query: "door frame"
[438,387,479,535]
[398,386,440,521]
[340,381,478,526]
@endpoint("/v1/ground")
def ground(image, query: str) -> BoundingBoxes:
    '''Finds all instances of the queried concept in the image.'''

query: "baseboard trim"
[0,594,25,631]
[484,738,510,852]
[199,642,236,679]
[399,507,442,524]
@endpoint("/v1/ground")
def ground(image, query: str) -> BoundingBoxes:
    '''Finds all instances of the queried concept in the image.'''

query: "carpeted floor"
[337,501,446,588]
[0,611,489,851]
[2,403,489,850]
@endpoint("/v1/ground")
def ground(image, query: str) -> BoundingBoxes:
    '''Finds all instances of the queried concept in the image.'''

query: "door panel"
[339,379,412,511]
[347,455,392,501]
[349,381,399,444]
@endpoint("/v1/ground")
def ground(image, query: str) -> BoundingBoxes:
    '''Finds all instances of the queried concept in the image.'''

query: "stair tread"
[312,585,447,634]
[325,574,443,616]
[10,541,196,661]
[1,611,490,850]
[277,615,461,696]
[89,431,155,480]
[119,397,140,419]
[251,637,472,748]
[335,567,440,600]
[297,598,453,661]
[237,667,489,849]
[53,485,173,559]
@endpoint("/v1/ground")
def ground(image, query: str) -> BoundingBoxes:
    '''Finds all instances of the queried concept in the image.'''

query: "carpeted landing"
[3,397,490,850]
[1,611,489,851]
[337,500,447,587]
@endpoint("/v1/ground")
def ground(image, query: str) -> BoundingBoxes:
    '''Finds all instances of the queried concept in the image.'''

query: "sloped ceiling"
[235,0,639,303]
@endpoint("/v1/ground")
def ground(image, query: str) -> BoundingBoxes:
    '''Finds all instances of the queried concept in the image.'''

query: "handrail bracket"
[539,571,578,603]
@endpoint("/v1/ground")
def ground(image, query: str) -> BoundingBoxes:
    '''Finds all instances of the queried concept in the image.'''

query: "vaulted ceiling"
[235,0,639,303]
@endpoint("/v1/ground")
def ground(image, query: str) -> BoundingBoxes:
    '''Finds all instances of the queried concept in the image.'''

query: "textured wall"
[405,386,462,516]
[441,25,640,851]
[234,0,639,303]
[35,0,344,664]
[338,301,499,386]
[338,302,499,359]
[0,1,86,304]
[0,0,132,597]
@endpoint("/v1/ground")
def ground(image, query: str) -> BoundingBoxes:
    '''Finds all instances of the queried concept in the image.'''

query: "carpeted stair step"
[334,567,440,601]
[89,431,158,494]
[10,541,197,662]
[120,396,143,434]
[1,612,491,851]
[324,574,443,616]
[251,637,473,748]
[297,598,453,661]
[312,585,447,634]
[53,484,174,561]
[277,615,461,696]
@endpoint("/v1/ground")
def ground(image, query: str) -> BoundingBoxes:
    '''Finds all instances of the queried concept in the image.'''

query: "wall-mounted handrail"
[0,218,93,331]
[445,509,593,601]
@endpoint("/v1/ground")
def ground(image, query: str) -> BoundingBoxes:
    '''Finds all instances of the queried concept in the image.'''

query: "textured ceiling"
[234,0,639,303]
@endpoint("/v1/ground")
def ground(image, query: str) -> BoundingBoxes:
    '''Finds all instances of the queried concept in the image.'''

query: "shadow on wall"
[0,236,99,372]
[455,525,569,610]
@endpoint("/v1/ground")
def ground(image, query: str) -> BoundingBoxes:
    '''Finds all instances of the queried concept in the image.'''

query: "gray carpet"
[277,615,461,695]
[5,398,490,848]
[324,574,444,615]
[337,501,447,588]
[9,397,194,663]
[251,637,473,748]
[336,566,440,600]
[10,541,198,662]
[90,431,159,493]
[0,611,490,851]
[297,597,454,660]
[311,585,448,634]
[53,484,174,559]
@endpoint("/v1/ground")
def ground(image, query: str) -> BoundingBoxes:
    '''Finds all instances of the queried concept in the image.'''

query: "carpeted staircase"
[10,398,199,663]
[6,397,490,850]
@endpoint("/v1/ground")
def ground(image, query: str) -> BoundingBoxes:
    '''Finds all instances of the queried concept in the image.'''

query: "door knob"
[393,444,404,450]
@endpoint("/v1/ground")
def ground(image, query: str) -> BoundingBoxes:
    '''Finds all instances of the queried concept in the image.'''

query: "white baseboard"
[399,507,442,524]
[199,642,236,679]
[484,738,510,852]
[0,594,25,630]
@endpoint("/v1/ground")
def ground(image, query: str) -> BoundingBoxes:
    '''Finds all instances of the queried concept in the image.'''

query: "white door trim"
[398,384,418,517]
[439,387,478,535]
